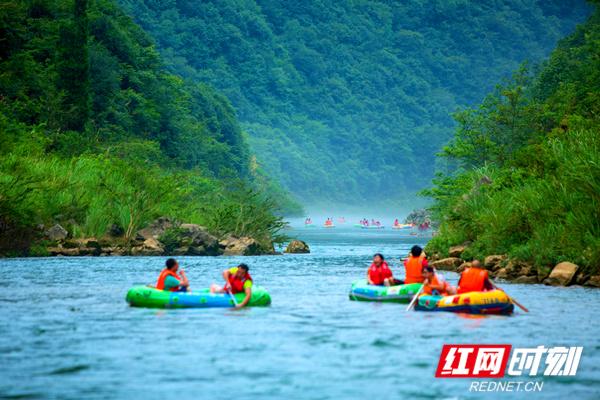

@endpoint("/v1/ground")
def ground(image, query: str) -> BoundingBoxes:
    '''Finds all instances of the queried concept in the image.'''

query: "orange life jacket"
[368,261,393,285]
[156,268,182,291]
[423,274,448,296]
[404,255,426,284]
[227,272,253,294]
[457,267,489,294]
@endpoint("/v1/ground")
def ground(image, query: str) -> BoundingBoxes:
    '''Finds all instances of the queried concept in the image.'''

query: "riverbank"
[428,244,600,288]
[26,217,278,257]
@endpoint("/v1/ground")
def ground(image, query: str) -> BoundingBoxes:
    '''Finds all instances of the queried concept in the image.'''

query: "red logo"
[436,344,512,378]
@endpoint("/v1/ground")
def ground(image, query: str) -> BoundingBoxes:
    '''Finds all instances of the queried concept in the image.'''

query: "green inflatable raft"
[126,285,272,308]
[349,280,422,303]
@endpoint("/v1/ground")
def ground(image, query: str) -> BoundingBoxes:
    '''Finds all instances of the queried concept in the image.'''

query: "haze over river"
[1,226,599,399]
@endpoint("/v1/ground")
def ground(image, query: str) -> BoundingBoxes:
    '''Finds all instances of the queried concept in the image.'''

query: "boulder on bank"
[430,257,463,271]
[543,262,579,286]
[492,259,535,280]
[165,224,220,256]
[484,255,507,271]
[135,217,173,241]
[219,236,263,256]
[284,240,310,254]
[131,238,164,256]
[448,245,467,258]
[47,237,103,256]
[584,275,600,288]
[46,224,68,241]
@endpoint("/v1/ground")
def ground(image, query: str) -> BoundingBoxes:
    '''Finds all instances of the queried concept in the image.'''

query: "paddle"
[490,280,529,313]
[405,283,425,311]
[225,283,239,307]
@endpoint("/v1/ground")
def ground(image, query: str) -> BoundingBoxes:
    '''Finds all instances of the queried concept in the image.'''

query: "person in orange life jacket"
[211,263,253,308]
[403,245,428,284]
[156,258,189,292]
[367,253,396,286]
[457,260,494,294]
[422,266,456,296]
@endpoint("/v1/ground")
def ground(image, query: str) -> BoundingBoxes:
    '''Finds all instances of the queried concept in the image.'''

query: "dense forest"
[118,0,591,206]
[425,4,600,275]
[0,0,291,255]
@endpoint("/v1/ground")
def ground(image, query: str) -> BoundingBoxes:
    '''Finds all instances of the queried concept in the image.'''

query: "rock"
[284,240,310,254]
[131,238,164,256]
[47,246,80,256]
[78,246,101,256]
[584,275,600,288]
[219,236,264,256]
[543,262,579,286]
[62,240,80,249]
[46,224,68,241]
[179,224,219,255]
[136,217,173,241]
[494,267,509,280]
[157,223,220,256]
[428,252,441,262]
[448,245,466,258]
[513,275,538,284]
[503,259,535,280]
[430,257,463,271]
[575,273,590,286]
[484,255,507,271]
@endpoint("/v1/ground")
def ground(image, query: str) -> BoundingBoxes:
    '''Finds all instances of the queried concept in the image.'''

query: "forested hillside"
[118,0,591,206]
[425,5,600,275]
[0,0,289,255]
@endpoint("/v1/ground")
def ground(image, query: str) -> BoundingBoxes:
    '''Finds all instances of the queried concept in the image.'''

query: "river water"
[1,227,599,399]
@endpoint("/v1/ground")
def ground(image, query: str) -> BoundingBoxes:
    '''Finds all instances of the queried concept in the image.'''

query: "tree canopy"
[118,0,591,206]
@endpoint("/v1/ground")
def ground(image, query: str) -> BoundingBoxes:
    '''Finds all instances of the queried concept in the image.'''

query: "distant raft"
[304,224,317,228]
[125,285,272,308]
[361,225,384,229]
[392,224,413,230]
[414,289,514,315]
[349,280,422,303]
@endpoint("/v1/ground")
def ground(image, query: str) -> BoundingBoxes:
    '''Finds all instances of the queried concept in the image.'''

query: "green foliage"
[0,0,293,254]
[118,0,591,204]
[425,7,600,273]
[200,185,289,247]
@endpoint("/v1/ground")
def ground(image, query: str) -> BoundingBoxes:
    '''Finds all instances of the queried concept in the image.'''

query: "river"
[1,226,599,399]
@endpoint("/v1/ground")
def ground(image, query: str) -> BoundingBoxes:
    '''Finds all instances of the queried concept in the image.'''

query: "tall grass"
[427,129,600,273]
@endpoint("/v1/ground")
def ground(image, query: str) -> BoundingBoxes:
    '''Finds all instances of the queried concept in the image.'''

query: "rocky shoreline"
[29,218,312,257]
[40,217,267,257]
[429,245,600,288]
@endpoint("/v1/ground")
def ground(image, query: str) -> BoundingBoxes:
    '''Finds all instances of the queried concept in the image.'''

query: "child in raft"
[422,265,456,296]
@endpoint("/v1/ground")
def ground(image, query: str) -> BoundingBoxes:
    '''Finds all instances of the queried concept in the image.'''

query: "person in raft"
[367,253,397,286]
[156,258,190,292]
[457,260,494,294]
[403,245,428,284]
[211,263,253,308]
[422,265,455,296]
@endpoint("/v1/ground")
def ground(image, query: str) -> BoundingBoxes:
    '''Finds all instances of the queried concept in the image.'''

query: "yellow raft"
[415,289,514,315]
